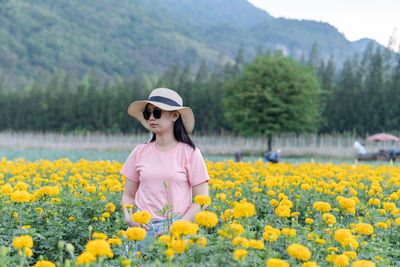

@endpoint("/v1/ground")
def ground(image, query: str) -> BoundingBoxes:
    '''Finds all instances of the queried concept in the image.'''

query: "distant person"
[234,151,243,162]
[264,149,281,163]
[120,88,210,245]
[353,140,366,155]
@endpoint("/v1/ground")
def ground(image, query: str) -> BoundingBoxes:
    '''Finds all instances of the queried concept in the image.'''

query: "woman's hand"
[124,213,150,230]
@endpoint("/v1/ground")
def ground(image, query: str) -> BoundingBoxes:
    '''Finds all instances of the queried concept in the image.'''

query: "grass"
[0,131,398,159]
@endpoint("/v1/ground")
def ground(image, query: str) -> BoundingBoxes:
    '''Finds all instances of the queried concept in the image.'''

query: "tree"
[223,52,322,151]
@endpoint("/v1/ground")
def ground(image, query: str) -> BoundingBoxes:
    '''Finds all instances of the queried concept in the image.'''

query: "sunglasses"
[143,108,162,120]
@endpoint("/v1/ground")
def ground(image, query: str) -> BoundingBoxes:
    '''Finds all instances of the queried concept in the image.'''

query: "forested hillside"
[0,0,388,88]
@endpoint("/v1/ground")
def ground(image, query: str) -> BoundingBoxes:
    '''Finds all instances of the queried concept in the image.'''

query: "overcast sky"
[248,0,400,50]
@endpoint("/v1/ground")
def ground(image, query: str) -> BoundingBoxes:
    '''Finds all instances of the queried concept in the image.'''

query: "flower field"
[1,157,400,266]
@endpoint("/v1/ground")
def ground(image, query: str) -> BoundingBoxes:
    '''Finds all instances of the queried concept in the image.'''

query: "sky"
[248,0,400,50]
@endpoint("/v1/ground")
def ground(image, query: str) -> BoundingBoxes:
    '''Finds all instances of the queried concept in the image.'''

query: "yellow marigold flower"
[171,237,189,254]
[326,254,337,262]
[232,236,249,248]
[158,235,171,243]
[355,223,373,235]
[234,191,242,197]
[170,220,198,237]
[343,251,357,260]
[108,238,122,245]
[100,195,106,201]
[121,259,131,266]
[282,228,296,236]
[327,247,338,252]
[24,247,33,257]
[232,201,256,218]
[233,249,248,260]
[85,239,113,258]
[102,212,110,218]
[105,202,116,213]
[15,181,29,191]
[334,229,353,243]
[301,184,312,190]
[383,202,396,210]
[270,199,279,207]
[275,204,291,217]
[288,243,311,261]
[313,201,332,212]
[68,216,76,221]
[221,209,232,221]
[305,218,314,224]
[316,238,326,244]
[76,252,96,265]
[267,190,276,196]
[391,208,399,216]
[351,260,376,267]
[395,218,400,225]
[322,213,336,224]
[118,230,126,237]
[376,222,388,229]
[249,239,264,249]
[12,235,33,248]
[302,262,319,267]
[367,198,380,206]
[196,237,207,247]
[21,225,30,229]
[194,195,212,206]
[336,254,349,267]
[263,230,279,242]
[131,211,152,225]
[266,258,289,267]
[11,190,32,203]
[125,227,147,241]
[92,232,108,240]
[229,222,244,236]
[32,260,56,267]
[307,233,316,241]
[280,199,293,208]
[85,185,96,193]
[337,196,356,209]
[50,198,61,203]
[195,211,218,227]
[164,248,174,258]
[123,204,134,209]
[216,193,226,201]
[1,183,13,195]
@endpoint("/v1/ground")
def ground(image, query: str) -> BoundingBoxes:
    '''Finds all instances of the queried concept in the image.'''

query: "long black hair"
[149,115,195,150]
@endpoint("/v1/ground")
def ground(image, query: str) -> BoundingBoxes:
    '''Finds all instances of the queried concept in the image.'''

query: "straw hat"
[127,88,195,134]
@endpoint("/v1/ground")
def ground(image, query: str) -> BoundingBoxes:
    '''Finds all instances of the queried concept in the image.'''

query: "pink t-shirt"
[120,141,210,220]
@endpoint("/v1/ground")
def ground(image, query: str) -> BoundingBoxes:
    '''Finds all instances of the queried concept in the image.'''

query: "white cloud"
[248,0,400,48]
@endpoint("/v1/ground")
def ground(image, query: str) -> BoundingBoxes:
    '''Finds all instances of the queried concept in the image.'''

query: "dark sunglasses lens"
[143,109,162,120]
[143,110,151,120]
[153,109,162,119]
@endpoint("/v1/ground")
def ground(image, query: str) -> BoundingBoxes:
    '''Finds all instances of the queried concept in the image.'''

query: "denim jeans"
[124,216,182,257]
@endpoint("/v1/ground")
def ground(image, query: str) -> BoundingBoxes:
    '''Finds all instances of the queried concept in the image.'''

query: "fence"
[0,131,398,158]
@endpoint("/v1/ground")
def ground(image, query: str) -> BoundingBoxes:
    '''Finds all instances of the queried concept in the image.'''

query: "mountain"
[0,0,389,88]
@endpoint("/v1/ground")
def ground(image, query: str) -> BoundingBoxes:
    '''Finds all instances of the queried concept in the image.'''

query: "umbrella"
[366,133,399,142]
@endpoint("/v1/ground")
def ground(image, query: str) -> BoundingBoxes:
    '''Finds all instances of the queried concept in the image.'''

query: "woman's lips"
[150,123,157,127]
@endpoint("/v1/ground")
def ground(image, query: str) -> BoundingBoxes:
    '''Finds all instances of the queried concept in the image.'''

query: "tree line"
[0,43,399,136]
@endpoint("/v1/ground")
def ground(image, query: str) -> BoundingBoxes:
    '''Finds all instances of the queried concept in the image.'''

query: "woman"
[121,88,210,237]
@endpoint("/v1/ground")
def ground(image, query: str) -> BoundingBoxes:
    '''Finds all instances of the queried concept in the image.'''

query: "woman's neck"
[154,132,178,151]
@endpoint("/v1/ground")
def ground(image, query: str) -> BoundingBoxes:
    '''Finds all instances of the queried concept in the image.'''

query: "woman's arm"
[181,182,209,222]
[122,179,149,229]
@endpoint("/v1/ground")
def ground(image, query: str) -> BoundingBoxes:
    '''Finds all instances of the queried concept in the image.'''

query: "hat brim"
[127,100,195,134]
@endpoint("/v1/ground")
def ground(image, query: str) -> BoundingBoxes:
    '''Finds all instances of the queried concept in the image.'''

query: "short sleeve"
[187,148,210,186]
[120,146,141,182]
